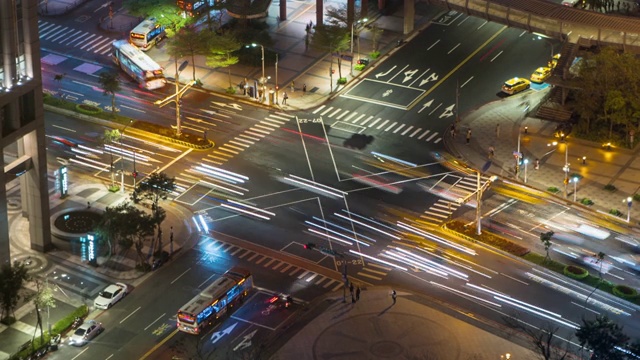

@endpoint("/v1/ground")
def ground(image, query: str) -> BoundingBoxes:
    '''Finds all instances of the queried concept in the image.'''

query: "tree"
[98,71,121,116]
[102,129,122,189]
[540,231,554,261]
[166,27,214,82]
[576,315,629,360]
[132,172,176,255]
[94,202,145,259]
[504,313,571,360]
[0,261,30,322]
[205,33,241,89]
[30,278,56,347]
[310,24,350,89]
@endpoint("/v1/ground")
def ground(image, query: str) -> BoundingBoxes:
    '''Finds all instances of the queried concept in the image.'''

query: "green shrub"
[547,187,559,193]
[337,77,347,85]
[609,209,623,217]
[354,64,366,71]
[563,265,589,279]
[634,193,640,202]
[226,86,236,94]
[369,51,381,59]
[522,253,566,272]
[108,185,120,193]
[613,285,638,299]
[1,316,16,326]
[580,198,594,206]
[75,104,102,115]
[604,184,617,192]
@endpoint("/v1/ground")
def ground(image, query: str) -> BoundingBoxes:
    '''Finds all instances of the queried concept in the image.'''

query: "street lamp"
[120,119,133,193]
[154,60,196,138]
[247,43,265,100]
[471,172,498,235]
[562,141,570,199]
[523,158,529,183]
[572,176,579,202]
[350,18,368,75]
[625,197,633,222]
[535,34,554,59]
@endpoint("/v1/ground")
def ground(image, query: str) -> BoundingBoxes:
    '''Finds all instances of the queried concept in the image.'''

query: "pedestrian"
[309,20,313,29]
[488,146,495,159]
[535,158,540,170]
[466,129,471,144]
[450,124,456,138]
[303,83,307,94]
[349,283,354,294]
[391,290,397,304]
[356,286,361,301]
[352,294,356,303]
[495,123,500,138]
[290,81,295,92]
[87,201,91,209]
[282,92,288,105]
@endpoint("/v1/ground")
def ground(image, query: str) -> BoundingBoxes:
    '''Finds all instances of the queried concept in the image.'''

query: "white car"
[94,283,128,310]
[69,320,103,346]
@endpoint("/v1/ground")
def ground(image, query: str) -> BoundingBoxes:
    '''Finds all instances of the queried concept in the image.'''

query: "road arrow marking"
[403,69,418,83]
[418,99,434,113]
[439,104,455,119]
[420,73,439,87]
[375,65,397,79]
[234,329,257,351]
[210,323,237,344]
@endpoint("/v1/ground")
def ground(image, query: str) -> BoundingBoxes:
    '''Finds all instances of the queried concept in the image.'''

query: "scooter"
[71,316,83,329]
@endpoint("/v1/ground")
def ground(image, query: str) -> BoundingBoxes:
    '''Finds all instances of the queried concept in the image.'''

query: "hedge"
[75,104,102,115]
[445,221,530,256]
[563,265,589,279]
[613,285,638,299]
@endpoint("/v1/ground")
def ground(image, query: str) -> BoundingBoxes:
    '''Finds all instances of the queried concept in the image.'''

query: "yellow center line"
[408,26,507,111]
[138,328,179,360]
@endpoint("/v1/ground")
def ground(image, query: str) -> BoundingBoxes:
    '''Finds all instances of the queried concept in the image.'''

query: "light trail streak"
[348,250,408,271]
[220,203,270,220]
[334,212,400,240]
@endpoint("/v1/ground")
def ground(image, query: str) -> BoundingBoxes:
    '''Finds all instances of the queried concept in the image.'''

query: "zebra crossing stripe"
[418,130,430,139]
[377,119,389,129]
[424,211,448,218]
[426,132,439,141]
[329,108,342,117]
[231,247,244,256]
[218,147,239,154]
[232,137,253,145]
[255,256,267,265]
[410,128,422,137]
[247,253,260,261]
[336,110,350,119]
[248,127,270,135]
[77,34,97,49]
[280,264,292,273]
[401,125,414,135]
[63,31,90,46]
[212,242,226,251]
[434,138,442,144]
[229,140,249,148]
[50,28,76,42]
[368,118,381,127]
[358,272,383,280]
[245,130,265,137]
[361,116,373,126]
[352,114,366,124]
[254,124,275,131]
[320,107,333,116]
[312,105,326,114]
[393,124,405,133]
[81,35,107,50]
[297,270,310,279]
[305,273,318,282]
[368,263,392,271]
[323,279,337,288]
[239,134,260,142]
[290,267,302,276]
[202,158,223,165]
[91,38,113,52]
[40,25,62,38]
[238,250,251,258]
[385,122,397,131]
[263,258,276,267]
[38,23,57,33]
[332,283,343,291]
[362,267,387,276]
[345,112,358,121]
[44,28,69,40]
[271,262,284,270]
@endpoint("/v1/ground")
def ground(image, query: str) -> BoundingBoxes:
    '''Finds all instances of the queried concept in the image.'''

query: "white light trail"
[311,217,378,243]
[383,250,448,278]
[430,281,502,307]
[334,212,400,240]
[349,250,408,271]
[195,165,245,184]
[467,283,562,318]
[227,199,275,217]
[396,247,468,279]
[370,151,418,167]
[198,180,244,196]
[220,204,270,220]
[307,228,354,246]
[397,221,477,255]
[70,157,109,171]
[284,177,343,198]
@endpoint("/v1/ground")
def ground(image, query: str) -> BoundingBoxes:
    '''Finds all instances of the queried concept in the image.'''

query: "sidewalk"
[445,87,640,227]
[272,287,537,360]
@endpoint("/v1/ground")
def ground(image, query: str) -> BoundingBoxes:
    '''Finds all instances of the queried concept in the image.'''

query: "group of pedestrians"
[349,282,362,303]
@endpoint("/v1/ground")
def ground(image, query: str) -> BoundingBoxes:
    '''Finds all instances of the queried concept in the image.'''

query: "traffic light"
[132,171,138,178]
[304,242,316,250]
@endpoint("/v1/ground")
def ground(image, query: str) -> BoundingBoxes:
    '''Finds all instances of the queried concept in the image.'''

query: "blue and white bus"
[111,40,166,90]
[176,267,253,335]
[129,17,165,51]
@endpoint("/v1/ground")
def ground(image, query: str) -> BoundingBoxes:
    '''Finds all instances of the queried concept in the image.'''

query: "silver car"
[69,320,103,346]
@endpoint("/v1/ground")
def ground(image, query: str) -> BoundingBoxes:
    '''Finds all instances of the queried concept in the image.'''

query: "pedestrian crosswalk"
[201,240,346,291]
[420,175,484,225]
[312,105,442,143]
[357,263,392,281]
[38,20,116,56]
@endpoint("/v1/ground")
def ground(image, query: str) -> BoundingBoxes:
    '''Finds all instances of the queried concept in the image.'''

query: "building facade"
[0,0,51,265]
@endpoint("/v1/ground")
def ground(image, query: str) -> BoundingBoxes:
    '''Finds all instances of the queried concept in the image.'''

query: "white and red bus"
[177,267,253,335]
[111,40,166,90]
[129,17,165,51]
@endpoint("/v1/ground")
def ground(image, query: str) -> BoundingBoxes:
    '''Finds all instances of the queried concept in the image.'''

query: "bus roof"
[131,17,160,35]
[178,267,251,316]
[113,40,163,72]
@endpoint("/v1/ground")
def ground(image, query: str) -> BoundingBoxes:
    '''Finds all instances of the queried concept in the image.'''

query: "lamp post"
[523,158,529,183]
[515,131,522,180]
[275,53,278,105]
[247,43,265,100]
[175,60,189,137]
[120,119,133,193]
[625,197,633,222]
[350,18,368,75]
[474,172,498,235]
[562,141,570,199]
[572,176,579,202]
[536,35,554,59]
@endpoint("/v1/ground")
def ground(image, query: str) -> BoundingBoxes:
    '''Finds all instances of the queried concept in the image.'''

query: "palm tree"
[98,71,121,116]
[102,129,122,188]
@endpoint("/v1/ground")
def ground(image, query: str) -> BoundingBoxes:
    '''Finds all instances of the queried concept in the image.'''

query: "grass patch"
[580,198,594,206]
[445,221,530,256]
[337,77,347,85]
[604,184,617,192]
[610,209,623,217]
[354,64,366,71]
[369,51,381,59]
[547,186,559,193]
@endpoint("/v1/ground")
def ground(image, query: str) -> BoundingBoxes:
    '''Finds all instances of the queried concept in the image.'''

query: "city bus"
[111,40,166,90]
[129,17,165,51]
[177,267,253,335]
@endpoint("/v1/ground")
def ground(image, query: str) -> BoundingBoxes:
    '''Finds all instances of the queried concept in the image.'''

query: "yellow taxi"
[501,77,530,95]
[549,53,561,69]
[530,67,551,83]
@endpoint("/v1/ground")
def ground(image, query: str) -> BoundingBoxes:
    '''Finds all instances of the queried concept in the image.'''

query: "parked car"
[501,77,530,95]
[94,283,128,309]
[69,320,103,346]
[530,67,551,83]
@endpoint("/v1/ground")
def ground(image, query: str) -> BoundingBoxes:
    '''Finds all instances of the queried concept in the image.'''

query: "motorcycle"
[49,333,61,351]
[71,316,83,329]
[262,294,293,315]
